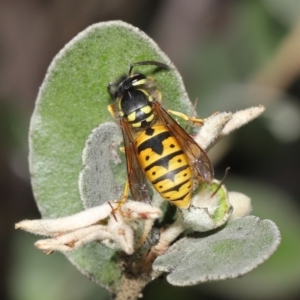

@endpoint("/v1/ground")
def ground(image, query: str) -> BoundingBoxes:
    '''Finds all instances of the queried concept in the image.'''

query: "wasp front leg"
[107,103,118,118]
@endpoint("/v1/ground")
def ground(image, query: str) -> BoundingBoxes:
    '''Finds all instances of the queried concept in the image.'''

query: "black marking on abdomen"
[144,150,184,172]
[151,165,189,184]
[145,127,154,136]
[161,178,190,193]
[169,191,190,202]
[137,131,171,155]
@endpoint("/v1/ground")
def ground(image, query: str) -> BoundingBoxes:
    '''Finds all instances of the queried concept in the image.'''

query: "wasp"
[107,61,213,209]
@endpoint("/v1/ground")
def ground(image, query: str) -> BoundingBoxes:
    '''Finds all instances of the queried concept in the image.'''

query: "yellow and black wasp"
[107,61,213,209]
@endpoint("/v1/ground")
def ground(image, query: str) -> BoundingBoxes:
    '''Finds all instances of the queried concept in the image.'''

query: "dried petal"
[15,204,112,236]
[221,106,265,136]
[35,225,112,252]
[228,191,252,221]
[195,112,232,150]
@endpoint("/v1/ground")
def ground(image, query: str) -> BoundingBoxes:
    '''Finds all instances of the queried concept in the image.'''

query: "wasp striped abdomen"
[135,125,192,208]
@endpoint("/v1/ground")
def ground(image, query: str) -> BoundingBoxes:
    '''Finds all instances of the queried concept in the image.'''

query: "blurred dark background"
[1,0,300,299]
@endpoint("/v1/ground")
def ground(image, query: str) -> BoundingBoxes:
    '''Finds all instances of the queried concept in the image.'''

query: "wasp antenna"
[128,61,169,75]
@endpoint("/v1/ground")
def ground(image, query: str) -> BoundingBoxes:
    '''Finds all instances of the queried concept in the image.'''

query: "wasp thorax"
[120,89,154,128]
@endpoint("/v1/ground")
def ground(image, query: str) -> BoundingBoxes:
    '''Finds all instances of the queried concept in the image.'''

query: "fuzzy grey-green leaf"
[153,216,281,286]
[79,122,124,208]
[29,21,191,291]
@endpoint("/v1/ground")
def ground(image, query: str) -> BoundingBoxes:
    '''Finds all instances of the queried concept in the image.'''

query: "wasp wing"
[153,101,214,182]
[120,119,152,203]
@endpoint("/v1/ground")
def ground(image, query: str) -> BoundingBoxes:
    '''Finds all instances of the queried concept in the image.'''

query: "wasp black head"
[108,60,169,101]
[116,73,146,98]
[108,61,169,128]
[107,73,147,100]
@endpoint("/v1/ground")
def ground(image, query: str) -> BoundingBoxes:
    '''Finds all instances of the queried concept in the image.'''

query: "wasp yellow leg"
[107,104,117,118]
[119,146,125,153]
[113,180,130,213]
[167,109,204,126]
